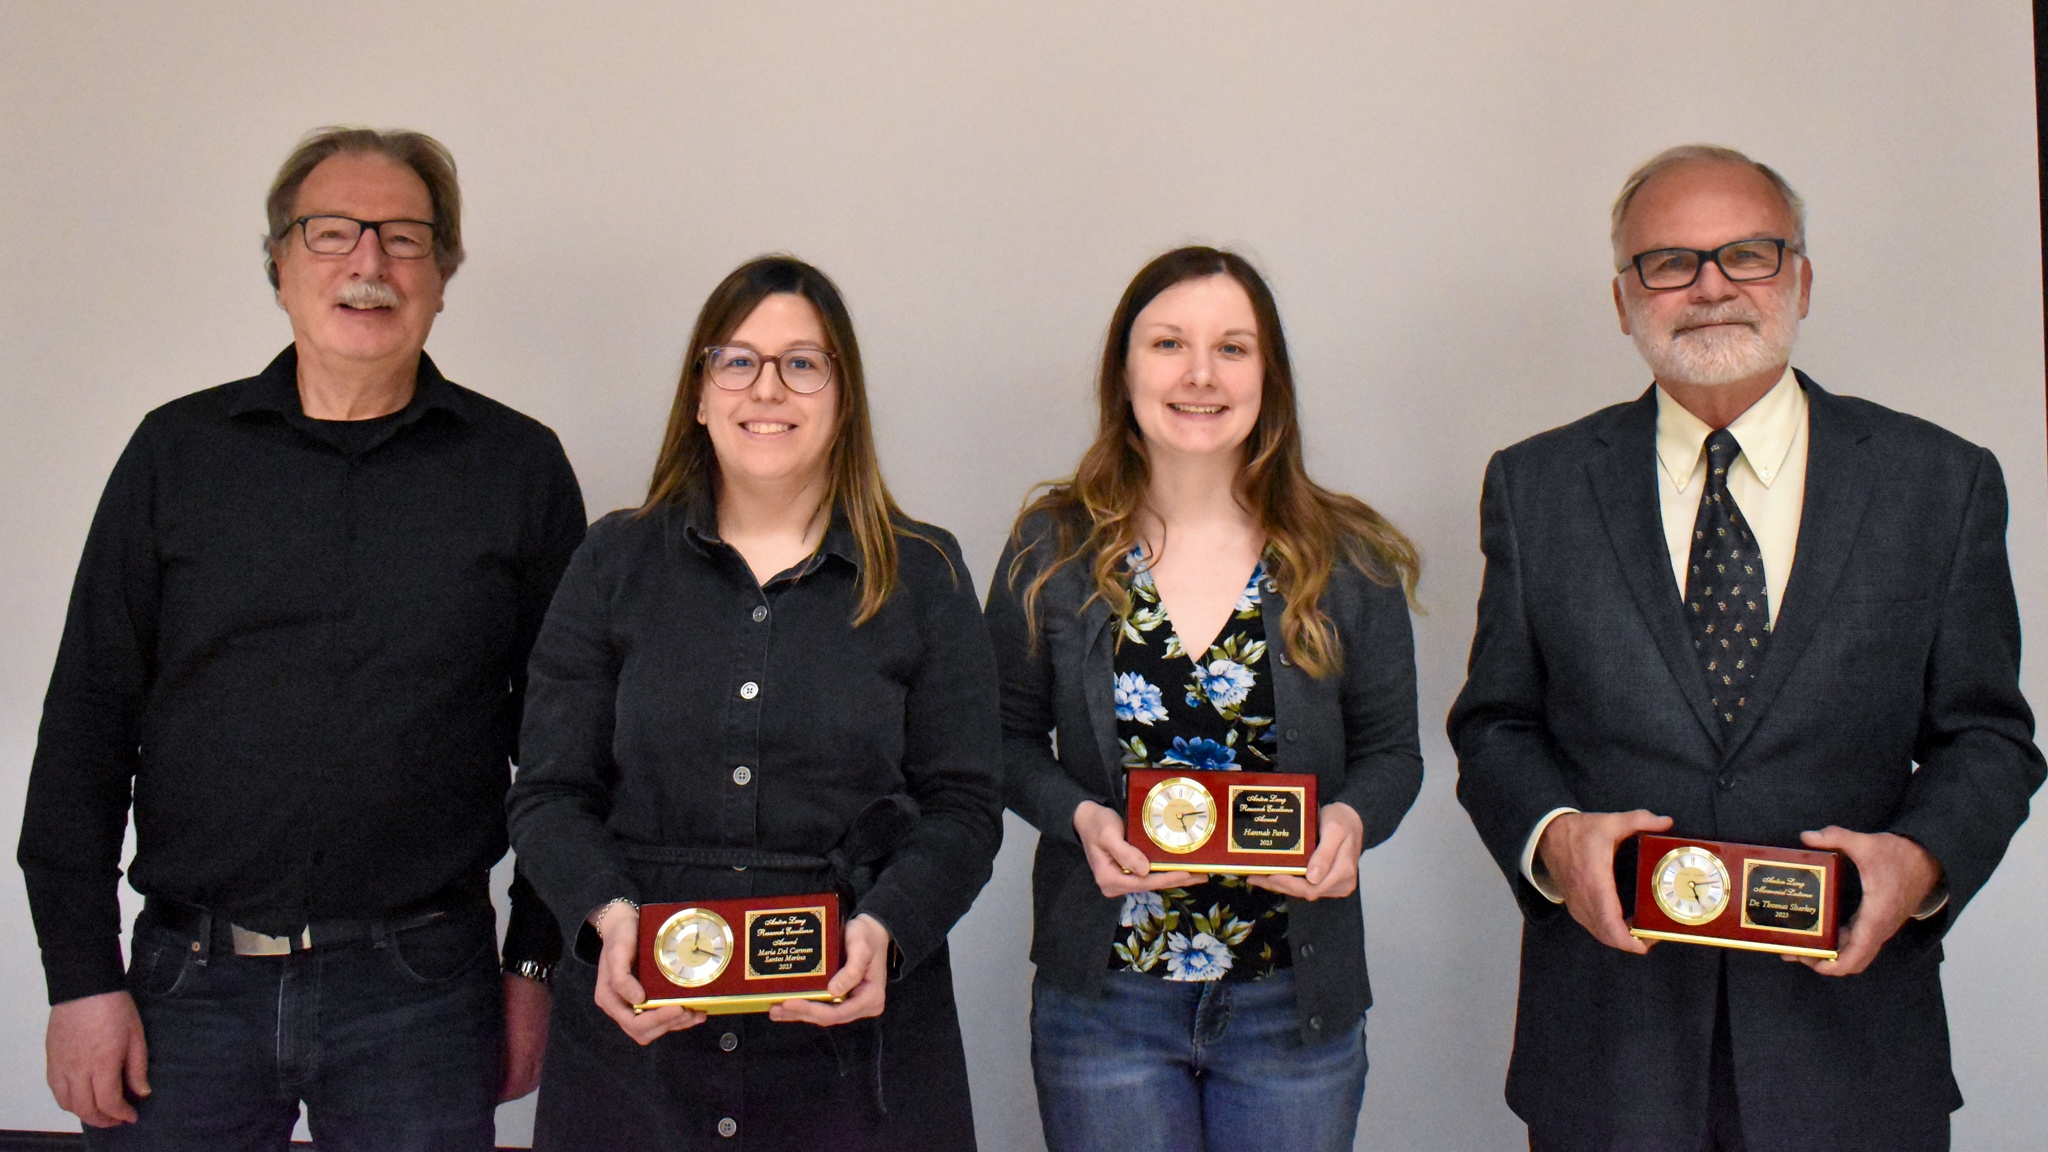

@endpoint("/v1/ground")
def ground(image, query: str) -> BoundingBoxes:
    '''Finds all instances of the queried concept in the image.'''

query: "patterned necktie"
[1684,429,1771,724]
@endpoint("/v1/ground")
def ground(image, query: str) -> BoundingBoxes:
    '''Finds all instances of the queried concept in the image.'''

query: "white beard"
[1628,281,1801,388]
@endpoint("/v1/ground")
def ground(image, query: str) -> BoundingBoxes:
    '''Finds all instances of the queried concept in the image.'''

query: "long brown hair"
[1008,246,1419,678]
[643,255,915,624]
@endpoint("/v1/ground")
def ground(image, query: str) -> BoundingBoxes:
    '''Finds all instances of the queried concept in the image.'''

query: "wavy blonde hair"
[1007,247,1419,679]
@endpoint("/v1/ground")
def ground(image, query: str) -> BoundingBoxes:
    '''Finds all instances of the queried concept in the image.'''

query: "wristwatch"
[504,958,555,986]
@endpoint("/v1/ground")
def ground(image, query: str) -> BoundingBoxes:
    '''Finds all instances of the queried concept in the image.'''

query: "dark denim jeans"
[84,904,503,1152]
[1031,968,1367,1152]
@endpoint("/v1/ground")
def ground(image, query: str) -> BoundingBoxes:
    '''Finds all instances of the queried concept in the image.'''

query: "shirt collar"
[228,344,471,425]
[1654,366,1805,493]
[676,488,861,574]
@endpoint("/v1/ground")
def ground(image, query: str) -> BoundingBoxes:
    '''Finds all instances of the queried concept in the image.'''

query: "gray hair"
[263,127,465,289]
[1610,144,1805,270]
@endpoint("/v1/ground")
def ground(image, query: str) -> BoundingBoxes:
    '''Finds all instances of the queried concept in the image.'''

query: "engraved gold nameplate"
[1124,768,1317,876]
[634,893,843,1013]
[1627,834,1840,960]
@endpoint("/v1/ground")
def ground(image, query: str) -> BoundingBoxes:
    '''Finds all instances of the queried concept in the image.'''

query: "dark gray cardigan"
[985,511,1424,1043]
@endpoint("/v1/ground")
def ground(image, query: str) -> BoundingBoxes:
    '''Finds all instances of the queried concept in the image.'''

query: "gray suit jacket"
[987,509,1423,1043]
[1449,374,2044,1151]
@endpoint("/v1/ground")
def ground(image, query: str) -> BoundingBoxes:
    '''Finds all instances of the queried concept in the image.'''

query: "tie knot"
[1704,429,1742,491]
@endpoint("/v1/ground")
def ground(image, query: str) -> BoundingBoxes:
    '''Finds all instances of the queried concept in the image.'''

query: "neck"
[1140,448,1256,548]
[295,344,421,421]
[1656,362,1786,430]
[716,468,831,543]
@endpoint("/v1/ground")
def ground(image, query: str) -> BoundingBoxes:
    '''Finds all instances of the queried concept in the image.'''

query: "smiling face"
[1124,274,1263,464]
[1614,160,1811,390]
[696,293,840,493]
[272,152,445,370]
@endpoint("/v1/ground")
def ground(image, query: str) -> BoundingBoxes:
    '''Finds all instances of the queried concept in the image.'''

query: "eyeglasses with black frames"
[1627,238,1795,291]
[701,346,837,394]
[291,215,437,260]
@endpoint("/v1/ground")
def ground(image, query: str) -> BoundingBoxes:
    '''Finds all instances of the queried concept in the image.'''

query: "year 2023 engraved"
[744,908,829,980]
[1228,786,1305,854]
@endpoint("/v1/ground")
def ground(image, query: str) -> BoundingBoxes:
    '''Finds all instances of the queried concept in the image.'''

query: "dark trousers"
[85,904,503,1152]
[1529,956,1746,1152]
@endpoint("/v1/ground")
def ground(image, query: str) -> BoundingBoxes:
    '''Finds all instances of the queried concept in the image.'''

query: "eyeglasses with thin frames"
[1626,237,1796,291]
[289,215,438,260]
[701,346,837,394]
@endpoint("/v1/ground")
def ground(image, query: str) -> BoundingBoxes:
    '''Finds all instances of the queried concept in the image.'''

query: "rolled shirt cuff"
[1521,807,1581,904]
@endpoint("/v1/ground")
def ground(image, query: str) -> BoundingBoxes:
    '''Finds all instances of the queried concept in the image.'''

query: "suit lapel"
[1720,374,1875,761]
[1588,388,1725,745]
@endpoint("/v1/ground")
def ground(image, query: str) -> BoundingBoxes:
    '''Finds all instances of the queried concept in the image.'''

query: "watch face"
[653,907,733,988]
[1142,776,1217,854]
[1651,846,1732,927]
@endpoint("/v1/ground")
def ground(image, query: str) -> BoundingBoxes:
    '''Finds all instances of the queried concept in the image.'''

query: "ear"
[1795,255,1813,320]
[696,403,707,425]
[1613,277,1632,336]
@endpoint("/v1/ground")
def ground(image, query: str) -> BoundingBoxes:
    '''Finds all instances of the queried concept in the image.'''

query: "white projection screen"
[2,4,2043,1149]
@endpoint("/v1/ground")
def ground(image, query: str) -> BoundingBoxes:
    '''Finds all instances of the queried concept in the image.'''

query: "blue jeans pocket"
[127,922,197,1001]
[385,912,496,985]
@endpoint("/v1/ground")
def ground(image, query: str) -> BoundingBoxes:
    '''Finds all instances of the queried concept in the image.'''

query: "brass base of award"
[633,892,844,1013]
[1124,768,1318,876]
[1627,833,1841,960]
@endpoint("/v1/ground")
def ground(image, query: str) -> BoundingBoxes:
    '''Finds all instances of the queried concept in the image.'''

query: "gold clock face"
[1142,776,1217,854]
[1652,846,1732,927]
[653,907,733,988]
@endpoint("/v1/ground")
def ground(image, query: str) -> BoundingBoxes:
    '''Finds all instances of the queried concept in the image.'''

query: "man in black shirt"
[20,127,585,1149]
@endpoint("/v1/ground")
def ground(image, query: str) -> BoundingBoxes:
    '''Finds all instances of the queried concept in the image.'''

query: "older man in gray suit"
[1449,145,2043,1151]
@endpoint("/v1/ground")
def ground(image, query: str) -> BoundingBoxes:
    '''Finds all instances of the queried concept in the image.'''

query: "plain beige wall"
[3,3,2043,1148]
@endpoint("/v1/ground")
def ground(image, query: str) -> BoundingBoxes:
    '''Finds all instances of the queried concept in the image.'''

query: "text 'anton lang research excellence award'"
[1125,767,1318,876]
[634,892,844,1014]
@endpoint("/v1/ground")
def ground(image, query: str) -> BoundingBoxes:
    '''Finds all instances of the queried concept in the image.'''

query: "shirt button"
[739,681,759,700]
[1285,728,1300,743]
[717,1117,737,1138]
[732,766,753,786]
[1717,773,1735,790]
[1298,942,1314,958]
[719,1031,739,1052]
[751,605,768,623]
[1308,1015,1324,1031]
[1278,653,1291,667]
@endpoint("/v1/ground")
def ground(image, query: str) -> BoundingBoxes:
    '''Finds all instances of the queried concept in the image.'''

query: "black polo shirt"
[20,345,586,1004]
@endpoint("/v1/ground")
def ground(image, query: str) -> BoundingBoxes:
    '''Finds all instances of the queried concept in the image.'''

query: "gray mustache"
[336,281,400,309]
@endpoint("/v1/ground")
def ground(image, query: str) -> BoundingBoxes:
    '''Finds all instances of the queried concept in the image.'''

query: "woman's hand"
[772,914,891,1026]
[1074,800,1204,898]
[1251,802,1364,901]
[592,901,706,1044]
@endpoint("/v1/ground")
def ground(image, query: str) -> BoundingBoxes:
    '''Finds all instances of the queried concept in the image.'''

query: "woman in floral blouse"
[986,247,1424,1151]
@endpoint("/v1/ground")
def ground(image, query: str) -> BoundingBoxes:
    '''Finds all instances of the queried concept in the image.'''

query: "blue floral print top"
[1109,550,1289,983]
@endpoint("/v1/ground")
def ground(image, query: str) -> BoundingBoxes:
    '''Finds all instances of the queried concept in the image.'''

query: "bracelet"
[588,897,639,928]
[504,958,554,986]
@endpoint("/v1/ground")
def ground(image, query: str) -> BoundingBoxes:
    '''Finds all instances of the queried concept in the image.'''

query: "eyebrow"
[1137,322,1259,339]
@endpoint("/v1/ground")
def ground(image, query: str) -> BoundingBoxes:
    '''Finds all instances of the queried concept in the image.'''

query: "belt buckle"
[230,924,311,956]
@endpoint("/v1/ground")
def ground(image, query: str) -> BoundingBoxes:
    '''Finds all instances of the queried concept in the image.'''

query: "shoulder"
[889,513,970,593]
[1001,502,1088,577]
[1810,382,1991,468]
[1492,397,1640,475]
[439,381,571,460]
[133,379,245,438]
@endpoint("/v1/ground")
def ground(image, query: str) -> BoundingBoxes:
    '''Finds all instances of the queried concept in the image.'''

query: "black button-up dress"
[508,497,1002,1151]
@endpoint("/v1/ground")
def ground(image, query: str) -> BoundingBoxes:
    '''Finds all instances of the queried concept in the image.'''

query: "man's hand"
[47,990,149,1127]
[593,902,705,1044]
[772,914,890,1026]
[1251,802,1365,901]
[1784,827,1942,977]
[1073,800,1204,897]
[1536,809,1674,953]
[498,972,550,1101]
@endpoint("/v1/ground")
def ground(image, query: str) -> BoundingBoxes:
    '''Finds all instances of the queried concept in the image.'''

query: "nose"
[343,227,392,277]
[1187,345,1218,387]
[747,357,790,402]
[1688,257,1739,302]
